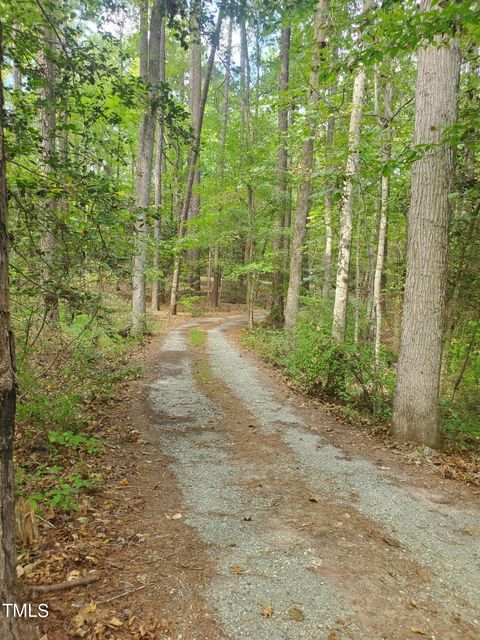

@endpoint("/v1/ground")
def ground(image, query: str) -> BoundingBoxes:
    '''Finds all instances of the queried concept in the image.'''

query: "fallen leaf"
[108,617,123,628]
[410,628,427,636]
[288,607,304,622]
[67,570,80,581]
[229,565,243,574]
[260,604,273,618]
[73,614,85,628]
[165,512,183,520]
[118,478,129,486]
[81,602,97,615]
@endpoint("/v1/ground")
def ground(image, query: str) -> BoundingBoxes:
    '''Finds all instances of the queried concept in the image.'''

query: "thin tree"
[39,27,59,325]
[392,0,461,446]
[322,76,336,299]
[170,4,225,314]
[373,76,392,363]
[269,25,291,326]
[132,0,163,334]
[331,0,372,342]
[0,25,36,640]
[186,0,202,293]
[151,17,166,310]
[211,17,233,307]
[239,10,256,329]
[284,0,329,330]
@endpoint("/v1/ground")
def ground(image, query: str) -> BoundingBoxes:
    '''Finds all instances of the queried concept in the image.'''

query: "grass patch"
[189,327,206,347]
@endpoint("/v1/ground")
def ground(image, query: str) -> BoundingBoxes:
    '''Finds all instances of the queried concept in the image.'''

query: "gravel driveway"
[149,316,480,640]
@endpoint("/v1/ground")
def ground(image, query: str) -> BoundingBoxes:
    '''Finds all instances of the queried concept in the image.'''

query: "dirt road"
[102,314,480,640]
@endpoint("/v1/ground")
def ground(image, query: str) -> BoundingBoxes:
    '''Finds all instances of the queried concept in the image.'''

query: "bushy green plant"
[245,308,396,423]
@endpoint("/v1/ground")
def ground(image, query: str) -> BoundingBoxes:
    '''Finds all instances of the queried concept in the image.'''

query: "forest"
[1,0,480,638]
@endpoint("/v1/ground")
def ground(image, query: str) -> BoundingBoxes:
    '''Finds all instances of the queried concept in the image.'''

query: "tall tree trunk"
[322,83,335,299]
[353,215,361,345]
[239,10,256,327]
[331,0,371,343]
[211,18,233,307]
[0,27,36,640]
[151,18,166,311]
[269,25,291,326]
[392,0,461,447]
[284,0,329,329]
[366,67,382,334]
[39,29,59,326]
[132,0,162,334]
[373,78,393,363]
[170,5,224,314]
[186,0,202,294]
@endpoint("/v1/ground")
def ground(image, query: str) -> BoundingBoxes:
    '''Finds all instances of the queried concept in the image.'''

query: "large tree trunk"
[284,0,329,330]
[0,27,36,640]
[331,0,371,343]
[151,18,166,311]
[392,0,461,447]
[132,0,162,334]
[170,5,224,314]
[373,77,393,363]
[211,18,233,308]
[269,26,291,326]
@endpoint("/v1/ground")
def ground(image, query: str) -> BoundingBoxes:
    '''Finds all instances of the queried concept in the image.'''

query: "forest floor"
[35,309,480,640]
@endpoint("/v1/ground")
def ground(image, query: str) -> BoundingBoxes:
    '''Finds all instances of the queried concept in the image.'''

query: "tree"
[38,27,60,326]
[373,75,392,363]
[269,24,291,326]
[331,0,372,342]
[284,0,329,330]
[132,0,163,334]
[0,24,35,640]
[170,3,224,315]
[211,17,233,307]
[186,0,202,293]
[151,17,166,311]
[392,0,461,446]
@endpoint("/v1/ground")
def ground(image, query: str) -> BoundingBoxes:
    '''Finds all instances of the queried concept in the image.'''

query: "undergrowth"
[244,298,479,454]
[14,293,146,516]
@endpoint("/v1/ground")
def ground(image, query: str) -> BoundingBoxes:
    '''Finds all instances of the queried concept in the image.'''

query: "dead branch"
[27,574,99,597]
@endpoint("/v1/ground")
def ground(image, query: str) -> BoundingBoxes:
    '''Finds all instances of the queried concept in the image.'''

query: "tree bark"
[0,26,36,640]
[186,0,202,294]
[170,4,224,314]
[239,13,256,328]
[331,0,372,343]
[322,88,335,299]
[284,0,329,330]
[132,0,163,334]
[211,18,233,308]
[373,78,393,363]
[151,18,166,311]
[392,0,461,447]
[39,28,59,326]
[269,26,291,326]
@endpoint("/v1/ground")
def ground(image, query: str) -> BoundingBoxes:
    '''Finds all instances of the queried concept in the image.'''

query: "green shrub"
[245,312,396,423]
